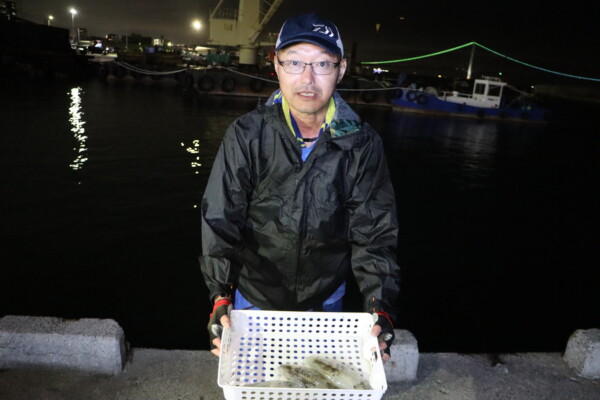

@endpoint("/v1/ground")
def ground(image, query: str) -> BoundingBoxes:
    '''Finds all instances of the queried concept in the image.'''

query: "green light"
[474,42,600,82]
[361,42,475,65]
[360,41,600,82]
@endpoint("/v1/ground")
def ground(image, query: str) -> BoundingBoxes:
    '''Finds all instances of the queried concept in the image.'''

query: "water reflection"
[182,139,202,208]
[68,87,87,171]
[182,139,202,172]
[386,113,500,189]
[446,121,498,189]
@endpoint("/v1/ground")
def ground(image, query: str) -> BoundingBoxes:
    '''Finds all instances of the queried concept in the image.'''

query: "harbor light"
[192,19,202,31]
[47,15,54,26]
[69,8,78,43]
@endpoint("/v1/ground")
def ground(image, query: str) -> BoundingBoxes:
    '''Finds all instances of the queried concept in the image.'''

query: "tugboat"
[391,76,548,123]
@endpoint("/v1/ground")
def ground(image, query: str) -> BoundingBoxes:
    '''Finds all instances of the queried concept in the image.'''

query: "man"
[200,13,400,361]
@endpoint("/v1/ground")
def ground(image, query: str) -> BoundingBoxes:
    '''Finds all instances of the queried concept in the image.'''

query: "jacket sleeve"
[199,117,256,301]
[348,126,401,321]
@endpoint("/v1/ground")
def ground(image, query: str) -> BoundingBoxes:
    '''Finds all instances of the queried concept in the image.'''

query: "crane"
[208,0,283,65]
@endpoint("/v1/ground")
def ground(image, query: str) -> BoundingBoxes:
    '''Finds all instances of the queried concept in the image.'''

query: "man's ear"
[273,52,282,79]
[337,58,347,84]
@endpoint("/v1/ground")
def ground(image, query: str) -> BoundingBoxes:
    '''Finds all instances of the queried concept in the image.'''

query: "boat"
[390,76,548,123]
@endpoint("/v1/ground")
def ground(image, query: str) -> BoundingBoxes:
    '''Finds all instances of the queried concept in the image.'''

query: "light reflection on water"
[68,87,87,171]
[182,139,202,209]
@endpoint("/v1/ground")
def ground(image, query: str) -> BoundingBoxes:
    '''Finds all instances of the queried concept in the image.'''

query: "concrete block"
[384,329,419,382]
[0,315,126,374]
[563,328,600,379]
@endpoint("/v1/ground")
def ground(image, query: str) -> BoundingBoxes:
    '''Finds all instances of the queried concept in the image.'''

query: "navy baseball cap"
[275,13,344,57]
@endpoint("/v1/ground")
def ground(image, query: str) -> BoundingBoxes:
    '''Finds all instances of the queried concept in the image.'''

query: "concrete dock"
[1,316,599,400]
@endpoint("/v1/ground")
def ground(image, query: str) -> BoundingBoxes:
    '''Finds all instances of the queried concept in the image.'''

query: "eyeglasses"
[277,59,340,75]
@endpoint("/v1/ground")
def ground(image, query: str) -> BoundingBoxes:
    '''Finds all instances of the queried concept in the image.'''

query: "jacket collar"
[265,90,362,143]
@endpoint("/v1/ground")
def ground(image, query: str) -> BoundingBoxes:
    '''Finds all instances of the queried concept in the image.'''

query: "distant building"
[77,27,88,41]
[0,0,17,20]
[124,33,152,50]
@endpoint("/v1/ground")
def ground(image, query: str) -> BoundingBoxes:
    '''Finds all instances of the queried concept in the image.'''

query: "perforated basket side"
[217,310,387,399]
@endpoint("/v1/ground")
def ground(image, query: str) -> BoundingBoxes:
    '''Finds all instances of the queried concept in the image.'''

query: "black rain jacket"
[200,91,400,318]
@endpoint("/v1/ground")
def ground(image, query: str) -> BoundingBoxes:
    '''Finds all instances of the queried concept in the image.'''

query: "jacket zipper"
[293,129,331,302]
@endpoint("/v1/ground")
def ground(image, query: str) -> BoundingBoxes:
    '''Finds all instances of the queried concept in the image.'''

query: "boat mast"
[466,42,475,80]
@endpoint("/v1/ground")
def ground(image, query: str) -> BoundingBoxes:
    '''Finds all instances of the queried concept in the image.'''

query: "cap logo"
[312,23,335,38]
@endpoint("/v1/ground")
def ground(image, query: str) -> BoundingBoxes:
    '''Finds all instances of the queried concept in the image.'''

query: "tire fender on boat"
[361,90,376,103]
[182,73,195,88]
[98,65,108,80]
[417,93,428,105]
[406,90,418,102]
[221,76,236,92]
[249,78,265,93]
[114,65,126,79]
[199,75,215,92]
[387,88,403,103]
[388,89,404,100]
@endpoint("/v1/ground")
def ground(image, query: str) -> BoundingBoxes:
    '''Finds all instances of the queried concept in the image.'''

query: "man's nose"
[299,64,316,84]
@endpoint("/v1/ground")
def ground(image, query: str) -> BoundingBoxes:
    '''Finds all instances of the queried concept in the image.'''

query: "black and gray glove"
[207,297,232,350]
[372,311,395,357]
[368,297,395,357]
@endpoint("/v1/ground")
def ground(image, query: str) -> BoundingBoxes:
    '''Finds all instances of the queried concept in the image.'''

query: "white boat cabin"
[442,76,507,109]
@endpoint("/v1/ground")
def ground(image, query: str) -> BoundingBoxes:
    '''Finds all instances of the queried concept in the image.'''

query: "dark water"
[1,76,599,353]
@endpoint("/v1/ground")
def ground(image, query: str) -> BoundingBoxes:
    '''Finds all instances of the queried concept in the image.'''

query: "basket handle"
[221,326,231,356]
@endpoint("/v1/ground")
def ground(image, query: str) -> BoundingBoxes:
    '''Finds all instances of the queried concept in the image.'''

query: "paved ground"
[1,350,599,400]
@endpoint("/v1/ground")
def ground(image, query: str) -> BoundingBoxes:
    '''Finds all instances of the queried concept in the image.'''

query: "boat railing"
[439,90,473,101]
[480,75,502,82]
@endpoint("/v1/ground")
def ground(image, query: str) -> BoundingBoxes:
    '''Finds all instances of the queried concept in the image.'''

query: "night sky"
[19,1,600,80]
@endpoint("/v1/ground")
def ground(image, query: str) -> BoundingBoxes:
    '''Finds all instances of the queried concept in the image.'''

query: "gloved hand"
[367,297,395,362]
[207,296,232,355]
[372,311,395,360]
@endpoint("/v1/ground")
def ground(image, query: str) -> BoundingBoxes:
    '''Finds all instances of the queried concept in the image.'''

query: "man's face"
[274,42,346,120]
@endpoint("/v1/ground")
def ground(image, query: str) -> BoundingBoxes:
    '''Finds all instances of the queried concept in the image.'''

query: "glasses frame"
[276,58,341,75]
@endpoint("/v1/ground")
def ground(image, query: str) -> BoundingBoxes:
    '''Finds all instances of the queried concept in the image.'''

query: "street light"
[69,8,78,43]
[48,15,54,26]
[191,19,202,47]
[192,19,202,31]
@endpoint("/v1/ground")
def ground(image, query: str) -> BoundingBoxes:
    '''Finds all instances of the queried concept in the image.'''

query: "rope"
[114,61,188,75]
[506,84,532,97]
[220,66,278,84]
[361,41,600,82]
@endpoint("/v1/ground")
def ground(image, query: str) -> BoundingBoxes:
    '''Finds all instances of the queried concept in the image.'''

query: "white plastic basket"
[218,310,387,400]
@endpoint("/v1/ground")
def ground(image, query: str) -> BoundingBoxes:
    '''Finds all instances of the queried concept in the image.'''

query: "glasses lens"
[287,62,304,73]
[313,62,333,75]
